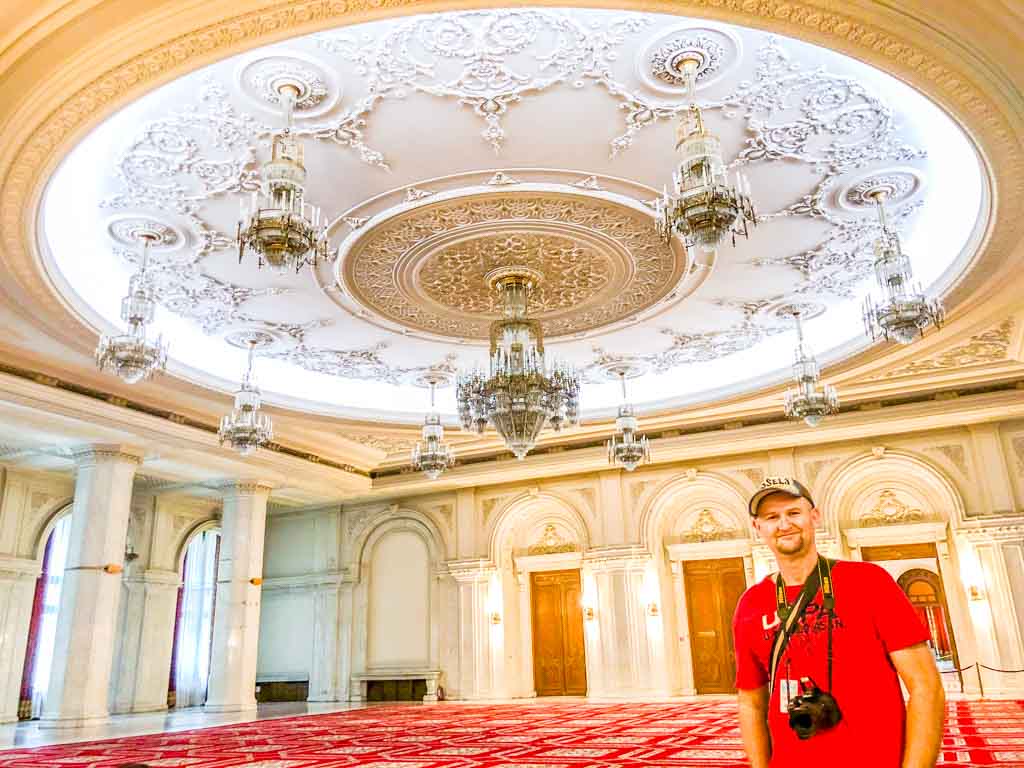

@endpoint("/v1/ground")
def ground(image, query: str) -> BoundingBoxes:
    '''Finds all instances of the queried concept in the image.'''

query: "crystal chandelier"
[218,340,273,456]
[655,55,755,249]
[783,311,839,427]
[237,84,332,273]
[862,190,943,344]
[457,266,580,460]
[412,377,456,480]
[607,370,651,471]
[95,233,169,384]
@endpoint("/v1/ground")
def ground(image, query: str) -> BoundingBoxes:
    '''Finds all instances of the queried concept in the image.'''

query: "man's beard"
[774,532,806,555]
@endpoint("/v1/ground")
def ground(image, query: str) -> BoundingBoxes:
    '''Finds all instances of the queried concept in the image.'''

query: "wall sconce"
[103,563,124,574]
[968,585,985,601]
[489,611,502,625]
[646,602,660,618]
[582,606,595,621]
[249,577,263,586]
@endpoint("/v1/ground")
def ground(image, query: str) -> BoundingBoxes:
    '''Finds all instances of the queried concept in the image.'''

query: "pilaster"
[109,569,181,714]
[447,560,500,699]
[204,481,272,713]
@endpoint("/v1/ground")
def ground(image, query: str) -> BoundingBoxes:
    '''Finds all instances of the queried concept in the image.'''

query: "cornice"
[0,0,1022,443]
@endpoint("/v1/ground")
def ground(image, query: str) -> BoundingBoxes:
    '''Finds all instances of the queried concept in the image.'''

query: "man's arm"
[736,685,771,768]
[890,642,945,768]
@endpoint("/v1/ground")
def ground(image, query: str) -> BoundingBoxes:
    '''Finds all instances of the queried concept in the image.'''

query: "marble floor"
[0,701,377,749]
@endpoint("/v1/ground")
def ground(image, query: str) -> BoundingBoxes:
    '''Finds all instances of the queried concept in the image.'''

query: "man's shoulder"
[736,573,775,611]
[831,559,890,581]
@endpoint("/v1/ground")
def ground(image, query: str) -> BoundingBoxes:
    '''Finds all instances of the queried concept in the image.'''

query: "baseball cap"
[749,477,814,517]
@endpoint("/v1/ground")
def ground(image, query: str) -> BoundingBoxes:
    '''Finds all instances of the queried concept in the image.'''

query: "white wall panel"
[367,530,429,668]
[256,591,314,681]
[264,515,317,579]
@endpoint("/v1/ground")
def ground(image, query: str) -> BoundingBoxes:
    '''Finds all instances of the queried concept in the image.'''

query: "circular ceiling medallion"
[106,217,183,249]
[589,357,652,382]
[223,327,291,352]
[762,298,828,322]
[238,55,335,115]
[639,26,741,93]
[337,188,690,342]
[838,169,924,210]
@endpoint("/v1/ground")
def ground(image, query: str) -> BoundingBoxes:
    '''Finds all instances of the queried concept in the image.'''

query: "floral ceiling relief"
[43,7,979,416]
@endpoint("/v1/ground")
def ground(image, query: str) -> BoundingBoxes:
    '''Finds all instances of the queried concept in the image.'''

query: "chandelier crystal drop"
[95,233,169,384]
[218,341,273,456]
[237,84,332,273]
[783,312,839,427]
[607,371,651,471]
[412,378,455,480]
[862,191,944,344]
[456,265,580,460]
[655,56,756,249]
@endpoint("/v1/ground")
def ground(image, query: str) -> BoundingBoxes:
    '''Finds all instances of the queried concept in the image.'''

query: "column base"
[203,702,258,714]
[38,714,111,729]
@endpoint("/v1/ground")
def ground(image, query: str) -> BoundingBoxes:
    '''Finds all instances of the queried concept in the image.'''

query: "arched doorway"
[18,511,71,719]
[168,528,221,709]
[898,567,954,667]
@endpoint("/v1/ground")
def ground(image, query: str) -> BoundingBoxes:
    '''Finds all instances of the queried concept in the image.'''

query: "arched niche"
[484,491,592,700]
[486,490,591,570]
[821,449,964,537]
[349,511,445,701]
[638,471,751,556]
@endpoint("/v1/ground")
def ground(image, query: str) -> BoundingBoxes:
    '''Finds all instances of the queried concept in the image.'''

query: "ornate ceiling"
[40,7,983,422]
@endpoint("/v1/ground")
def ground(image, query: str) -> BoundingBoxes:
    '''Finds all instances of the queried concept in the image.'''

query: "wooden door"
[683,557,747,694]
[531,570,587,696]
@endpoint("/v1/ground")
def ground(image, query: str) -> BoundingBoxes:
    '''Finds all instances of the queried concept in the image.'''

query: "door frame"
[666,539,754,696]
[512,551,584,698]
[529,569,587,696]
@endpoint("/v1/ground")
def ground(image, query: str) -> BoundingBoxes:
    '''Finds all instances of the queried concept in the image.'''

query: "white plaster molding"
[960,524,1024,543]
[514,551,583,574]
[666,538,752,562]
[261,572,347,592]
[843,521,948,548]
[0,555,41,579]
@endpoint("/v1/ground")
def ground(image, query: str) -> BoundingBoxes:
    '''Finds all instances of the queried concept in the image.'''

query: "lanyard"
[771,556,836,694]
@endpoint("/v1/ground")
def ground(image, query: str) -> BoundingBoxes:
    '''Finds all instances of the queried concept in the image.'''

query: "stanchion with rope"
[938,662,1024,697]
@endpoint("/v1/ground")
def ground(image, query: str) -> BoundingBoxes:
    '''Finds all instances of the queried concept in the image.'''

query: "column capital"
[216,480,276,498]
[446,558,496,582]
[70,444,144,467]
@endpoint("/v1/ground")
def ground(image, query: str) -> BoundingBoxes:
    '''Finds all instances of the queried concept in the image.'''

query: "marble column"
[41,446,141,727]
[204,482,272,713]
[109,569,181,714]
[0,558,41,723]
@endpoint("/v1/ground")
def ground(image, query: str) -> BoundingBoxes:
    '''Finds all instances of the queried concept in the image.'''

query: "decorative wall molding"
[862,319,1016,381]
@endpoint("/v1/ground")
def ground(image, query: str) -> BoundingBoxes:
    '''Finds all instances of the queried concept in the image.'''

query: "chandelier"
[218,340,273,456]
[457,266,580,460]
[412,377,455,480]
[862,190,943,344]
[607,370,651,471]
[95,233,169,384]
[783,311,839,427]
[655,55,755,249]
[237,83,332,273]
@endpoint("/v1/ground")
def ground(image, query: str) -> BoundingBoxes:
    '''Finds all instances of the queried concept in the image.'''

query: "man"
[732,477,945,768]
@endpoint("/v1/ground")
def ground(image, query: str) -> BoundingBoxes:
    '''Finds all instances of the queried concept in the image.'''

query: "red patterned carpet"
[0,700,1022,767]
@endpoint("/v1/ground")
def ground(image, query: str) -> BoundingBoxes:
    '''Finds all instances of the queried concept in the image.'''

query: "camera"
[787,676,842,740]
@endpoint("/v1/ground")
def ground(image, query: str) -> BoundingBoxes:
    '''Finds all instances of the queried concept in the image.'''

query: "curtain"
[30,514,72,718]
[174,530,220,708]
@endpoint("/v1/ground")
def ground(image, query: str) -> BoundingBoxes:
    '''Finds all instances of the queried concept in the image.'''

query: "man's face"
[752,493,820,557]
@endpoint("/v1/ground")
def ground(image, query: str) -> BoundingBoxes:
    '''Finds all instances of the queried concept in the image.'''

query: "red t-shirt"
[732,560,930,767]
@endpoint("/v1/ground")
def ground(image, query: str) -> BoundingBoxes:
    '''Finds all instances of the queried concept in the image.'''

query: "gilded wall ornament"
[679,509,741,543]
[859,490,927,527]
[527,523,578,555]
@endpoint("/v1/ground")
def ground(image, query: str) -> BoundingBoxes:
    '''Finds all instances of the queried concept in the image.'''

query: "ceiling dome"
[41,7,984,422]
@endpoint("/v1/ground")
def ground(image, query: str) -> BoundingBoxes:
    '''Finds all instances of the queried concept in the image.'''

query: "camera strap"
[768,556,836,699]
